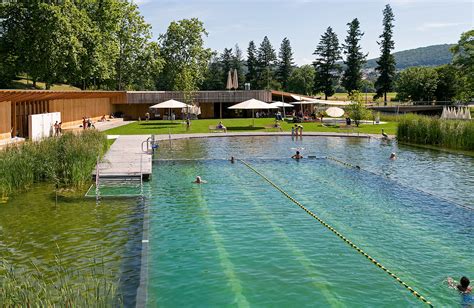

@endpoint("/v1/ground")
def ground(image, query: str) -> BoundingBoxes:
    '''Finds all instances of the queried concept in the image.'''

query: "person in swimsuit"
[292,151,303,160]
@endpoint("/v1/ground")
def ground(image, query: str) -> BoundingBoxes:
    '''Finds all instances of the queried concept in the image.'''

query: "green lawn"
[105,118,397,136]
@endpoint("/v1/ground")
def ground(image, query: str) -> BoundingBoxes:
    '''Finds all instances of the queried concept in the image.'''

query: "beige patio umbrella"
[232,69,239,90]
[149,99,189,121]
[228,98,277,126]
[226,70,233,90]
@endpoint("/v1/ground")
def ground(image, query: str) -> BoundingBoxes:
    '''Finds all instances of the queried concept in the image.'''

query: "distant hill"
[365,44,455,70]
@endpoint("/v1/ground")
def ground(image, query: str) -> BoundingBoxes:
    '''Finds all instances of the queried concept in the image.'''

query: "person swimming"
[194,176,207,184]
[292,150,303,160]
[230,156,235,163]
[389,152,396,160]
[448,276,472,293]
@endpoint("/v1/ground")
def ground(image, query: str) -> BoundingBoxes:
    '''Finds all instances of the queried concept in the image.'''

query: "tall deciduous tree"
[451,29,474,101]
[375,4,396,105]
[288,65,315,95]
[313,27,342,100]
[342,18,367,93]
[434,64,458,102]
[395,67,438,102]
[257,36,277,90]
[158,18,211,102]
[246,41,258,89]
[277,37,294,91]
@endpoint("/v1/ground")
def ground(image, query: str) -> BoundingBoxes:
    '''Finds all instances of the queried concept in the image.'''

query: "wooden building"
[0,89,305,139]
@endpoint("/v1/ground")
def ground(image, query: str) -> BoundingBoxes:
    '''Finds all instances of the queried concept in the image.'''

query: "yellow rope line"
[239,159,434,307]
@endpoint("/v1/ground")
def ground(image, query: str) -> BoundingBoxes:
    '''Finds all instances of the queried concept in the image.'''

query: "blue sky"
[135,0,474,65]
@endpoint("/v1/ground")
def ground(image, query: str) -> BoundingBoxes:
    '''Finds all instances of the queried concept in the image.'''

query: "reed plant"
[0,130,108,198]
[0,255,122,306]
[397,114,474,151]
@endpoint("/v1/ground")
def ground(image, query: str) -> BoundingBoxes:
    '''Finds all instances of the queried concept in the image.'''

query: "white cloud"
[417,22,468,31]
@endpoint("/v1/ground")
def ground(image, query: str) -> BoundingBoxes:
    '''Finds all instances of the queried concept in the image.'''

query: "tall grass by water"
[0,130,108,198]
[397,114,474,151]
[0,255,121,306]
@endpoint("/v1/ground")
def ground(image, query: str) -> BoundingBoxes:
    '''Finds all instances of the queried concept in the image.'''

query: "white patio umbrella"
[228,98,277,126]
[271,101,294,119]
[149,99,188,121]
[325,107,345,126]
[325,107,345,117]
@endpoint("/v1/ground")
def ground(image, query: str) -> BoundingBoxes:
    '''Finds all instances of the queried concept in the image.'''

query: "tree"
[288,65,315,95]
[202,52,224,90]
[375,4,396,105]
[220,47,234,87]
[451,29,474,102]
[277,37,294,91]
[395,67,438,102]
[313,26,342,100]
[347,91,371,126]
[158,18,212,102]
[257,36,277,90]
[434,65,458,102]
[342,18,367,93]
[246,41,258,89]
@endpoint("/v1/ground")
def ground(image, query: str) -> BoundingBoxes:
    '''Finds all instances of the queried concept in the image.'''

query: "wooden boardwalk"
[93,135,152,180]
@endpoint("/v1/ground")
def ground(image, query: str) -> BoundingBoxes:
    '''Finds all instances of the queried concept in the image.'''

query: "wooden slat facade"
[0,101,11,140]
[124,90,272,105]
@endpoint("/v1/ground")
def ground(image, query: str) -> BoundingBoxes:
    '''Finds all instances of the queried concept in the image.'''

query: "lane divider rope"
[239,159,434,307]
[325,156,473,211]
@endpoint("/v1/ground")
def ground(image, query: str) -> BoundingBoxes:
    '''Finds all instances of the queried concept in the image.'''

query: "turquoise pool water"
[146,137,473,307]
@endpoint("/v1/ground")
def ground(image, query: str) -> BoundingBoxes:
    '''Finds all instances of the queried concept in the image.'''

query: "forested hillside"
[365,44,454,69]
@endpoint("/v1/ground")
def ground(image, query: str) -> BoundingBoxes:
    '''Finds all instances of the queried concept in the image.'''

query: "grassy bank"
[0,130,108,199]
[397,114,474,151]
[105,118,397,136]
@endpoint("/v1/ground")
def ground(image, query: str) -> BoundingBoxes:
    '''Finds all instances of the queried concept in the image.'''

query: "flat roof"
[0,90,125,102]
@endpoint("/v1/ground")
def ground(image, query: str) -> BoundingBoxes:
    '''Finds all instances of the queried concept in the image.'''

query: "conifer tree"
[220,47,233,86]
[342,18,367,93]
[375,4,396,105]
[246,41,258,89]
[277,37,294,91]
[257,36,277,90]
[313,27,342,99]
[232,44,245,89]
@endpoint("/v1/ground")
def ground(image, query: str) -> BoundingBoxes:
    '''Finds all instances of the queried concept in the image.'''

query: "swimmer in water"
[230,156,235,164]
[448,276,472,294]
[194,176,207,184]
[292,150,303,160]
[389,152,396,160]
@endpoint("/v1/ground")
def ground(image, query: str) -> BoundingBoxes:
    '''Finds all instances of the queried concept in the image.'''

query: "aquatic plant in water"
[0,130,108,198]
[397,114,474,151]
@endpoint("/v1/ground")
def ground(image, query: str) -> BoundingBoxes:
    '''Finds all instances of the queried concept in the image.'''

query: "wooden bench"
[264,124,282,132]
[209,125,226,133]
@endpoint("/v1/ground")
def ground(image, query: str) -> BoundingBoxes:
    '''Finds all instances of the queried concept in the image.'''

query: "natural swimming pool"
[0,136,472,306]
[146,136,473,307]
